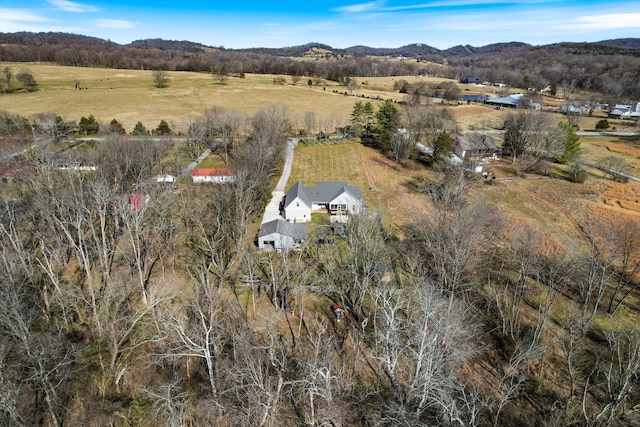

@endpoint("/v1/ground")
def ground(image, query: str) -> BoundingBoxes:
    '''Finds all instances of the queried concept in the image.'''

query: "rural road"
[463,129,638,137]
[261,138,298,225]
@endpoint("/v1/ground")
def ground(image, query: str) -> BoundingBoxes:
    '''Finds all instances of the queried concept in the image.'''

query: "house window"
[296,201,299,207]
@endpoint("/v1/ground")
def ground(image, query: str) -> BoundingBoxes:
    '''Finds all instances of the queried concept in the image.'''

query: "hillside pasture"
[0,63,364,133]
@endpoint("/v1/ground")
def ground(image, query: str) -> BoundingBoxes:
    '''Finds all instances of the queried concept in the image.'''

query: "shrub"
[78,115,99,136]
[569,161,587,183]
[595,119,610,130]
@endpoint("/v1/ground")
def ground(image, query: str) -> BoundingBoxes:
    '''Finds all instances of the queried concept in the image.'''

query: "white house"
[453,134,498,160]
[192,168,236,184]
[282,181,364,223]
[258,218,307,251]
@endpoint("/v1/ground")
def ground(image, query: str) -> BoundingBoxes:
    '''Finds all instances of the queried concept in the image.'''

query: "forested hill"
[1,32,639,99]
[2,32,639,59]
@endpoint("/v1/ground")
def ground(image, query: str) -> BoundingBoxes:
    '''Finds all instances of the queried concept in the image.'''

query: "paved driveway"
[261,138,298,224]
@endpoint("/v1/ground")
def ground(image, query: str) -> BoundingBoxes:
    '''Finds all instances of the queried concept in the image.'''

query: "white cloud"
[335,1,383,13]
[0,8,49,32]
[94,19,136,29]
[47,0,100,13]
[569,13,640,30]
[0,8,49,22]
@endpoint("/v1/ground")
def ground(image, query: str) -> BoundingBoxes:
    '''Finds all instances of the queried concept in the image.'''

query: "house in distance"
[191,168,236,184]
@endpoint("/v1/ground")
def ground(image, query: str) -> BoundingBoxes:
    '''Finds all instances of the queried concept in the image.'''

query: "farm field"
[0,63,365,133]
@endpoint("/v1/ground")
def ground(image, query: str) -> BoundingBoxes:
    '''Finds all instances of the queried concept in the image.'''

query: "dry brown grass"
[0,62,362,133]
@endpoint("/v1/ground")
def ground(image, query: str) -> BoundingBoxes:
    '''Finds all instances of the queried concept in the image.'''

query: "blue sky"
[1,1,639,49]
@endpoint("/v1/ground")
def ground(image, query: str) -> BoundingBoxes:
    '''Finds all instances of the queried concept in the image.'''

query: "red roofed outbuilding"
[191,168,236,184]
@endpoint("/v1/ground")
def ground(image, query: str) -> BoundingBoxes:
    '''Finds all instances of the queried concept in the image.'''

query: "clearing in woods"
[287,140,428,228]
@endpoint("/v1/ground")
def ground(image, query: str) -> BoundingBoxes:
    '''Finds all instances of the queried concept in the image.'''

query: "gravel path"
[261,138,298,225]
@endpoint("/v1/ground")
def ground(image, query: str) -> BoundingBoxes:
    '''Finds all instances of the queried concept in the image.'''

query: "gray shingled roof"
[284,181,311,209]
[259,218,307,240]
[284,181,363,209]
[456,134,497,152]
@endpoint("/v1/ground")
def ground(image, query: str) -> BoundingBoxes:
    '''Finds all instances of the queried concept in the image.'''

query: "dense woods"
[1,32,639,99]
[1,32,640,426]
[1,99,640,426]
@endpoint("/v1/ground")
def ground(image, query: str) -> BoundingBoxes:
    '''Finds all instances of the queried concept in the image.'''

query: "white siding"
[258,232,295,251]
[192,175,236,184]
[284,197,311,222]
[329,192,362,214]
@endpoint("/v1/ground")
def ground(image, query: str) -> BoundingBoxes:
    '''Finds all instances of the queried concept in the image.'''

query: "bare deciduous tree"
[409,172,500,301]
[153,70,169,88]
[370,279,480,425]
[582,327,640,427]
[503,110,564,165]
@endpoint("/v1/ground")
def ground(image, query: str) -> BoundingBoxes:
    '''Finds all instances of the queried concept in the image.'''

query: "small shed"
[258,218,307,251]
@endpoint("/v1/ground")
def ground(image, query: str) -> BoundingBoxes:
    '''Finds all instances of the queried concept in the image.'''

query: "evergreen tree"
[432,131,453,165]
[350,101,365,136]
[557,123,581,163]
[154,119,172,136]
[374,99,400,151]
[363,102,374,137]
[131,121,149,136]
[108,118,126,135]
[78,115,99,136]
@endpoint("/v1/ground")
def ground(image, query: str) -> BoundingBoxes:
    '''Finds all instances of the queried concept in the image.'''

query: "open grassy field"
[0,62,374,134]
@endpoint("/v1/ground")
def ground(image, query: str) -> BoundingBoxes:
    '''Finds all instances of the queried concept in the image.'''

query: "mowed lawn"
[287,140,430,230]
[0,63,369,133]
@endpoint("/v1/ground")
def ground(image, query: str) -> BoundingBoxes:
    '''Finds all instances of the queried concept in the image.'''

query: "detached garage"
[258,219,307,251]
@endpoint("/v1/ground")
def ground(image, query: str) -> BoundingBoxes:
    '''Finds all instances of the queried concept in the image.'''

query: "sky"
[1,1,639,50]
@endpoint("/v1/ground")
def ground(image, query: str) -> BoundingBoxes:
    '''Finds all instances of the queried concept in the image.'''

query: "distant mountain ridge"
[2,32,638,58]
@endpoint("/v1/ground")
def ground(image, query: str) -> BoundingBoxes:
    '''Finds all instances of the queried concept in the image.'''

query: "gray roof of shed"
[455,134,497,152]
[259,218,307,240]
